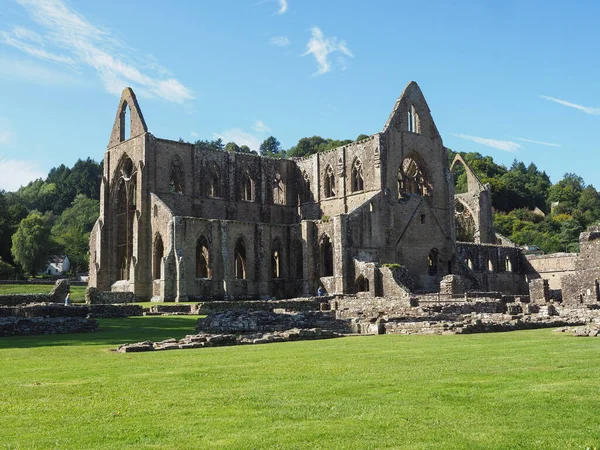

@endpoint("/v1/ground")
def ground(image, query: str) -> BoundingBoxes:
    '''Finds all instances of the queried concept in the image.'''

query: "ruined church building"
[89,82,530,302]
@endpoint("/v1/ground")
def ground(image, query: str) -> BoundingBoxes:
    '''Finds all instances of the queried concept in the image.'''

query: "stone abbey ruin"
[79,81,600,338]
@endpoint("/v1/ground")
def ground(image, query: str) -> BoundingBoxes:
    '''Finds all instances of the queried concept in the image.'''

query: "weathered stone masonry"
[89,82,532,302]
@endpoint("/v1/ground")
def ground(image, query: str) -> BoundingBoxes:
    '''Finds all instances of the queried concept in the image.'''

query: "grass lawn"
[0,284,87,302]
[1,317,599,449]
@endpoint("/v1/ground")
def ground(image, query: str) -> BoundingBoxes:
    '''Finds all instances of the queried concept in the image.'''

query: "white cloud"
[0,57,84,86]
[277,0,288,14]
[253,120,272,133]
[302,27,353,76]
[213,129,262,152]
[1,0,193,103]
[270,36,290,47]
[190,131,199,138]
[539,95,600,116]
[0,159,47,192]
[453,134,521,152]
[511,137,561,148]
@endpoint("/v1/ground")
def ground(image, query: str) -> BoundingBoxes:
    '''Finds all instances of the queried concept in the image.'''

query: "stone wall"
[0,317,98,337]
[526,253,577,290]
[529,279,549,304]
[86,287,137,304]
[0,294,50,306]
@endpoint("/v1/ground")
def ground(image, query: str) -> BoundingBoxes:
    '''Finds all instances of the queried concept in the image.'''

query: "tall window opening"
[302,171,311,203]
[242,170,254,201]
[428,248,439,276]
[271,239,282,278]
[196,237,210,278]
[208,162,221,198]
[407,104,420,133]
[455,199,475,242]
[273,173,285,205]
[505,256,512,272]
[115,158,136,281]
[398,157,431,198]
[153,234,163,280]
[234,238,247,279]
[324,165,335,198]
[320,234,334,277]
[169,155,184,194]
[351,158,364,192]
[120,101,131,141]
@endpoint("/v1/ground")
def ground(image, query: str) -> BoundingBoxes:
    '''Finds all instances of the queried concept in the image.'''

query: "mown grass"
[0,284,87,302]
[1,318,600,449]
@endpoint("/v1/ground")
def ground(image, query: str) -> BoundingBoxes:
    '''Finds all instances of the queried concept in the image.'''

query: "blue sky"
[1,0,599,192]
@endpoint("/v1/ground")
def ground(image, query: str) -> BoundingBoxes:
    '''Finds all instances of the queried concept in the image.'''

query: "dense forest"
[1,135,598,279]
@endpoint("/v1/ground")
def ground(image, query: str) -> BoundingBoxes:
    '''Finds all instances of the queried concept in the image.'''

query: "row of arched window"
[465,256,514,273]
[151,234,337,281]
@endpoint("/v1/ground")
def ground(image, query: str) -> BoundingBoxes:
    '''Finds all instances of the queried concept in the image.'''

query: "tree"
[225,142,240,153]
[259,136,281,157]
[51,195,100,272]
[239,145,251,154]
[356,134,369,142]
[11,211,51,276]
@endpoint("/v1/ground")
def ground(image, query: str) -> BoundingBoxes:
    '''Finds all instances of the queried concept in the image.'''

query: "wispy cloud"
[253,120,271,133]
[213,129,262,151]
[0,57,84,86]
[0,159,47,192]
[511,137,561,148]
[539,95,600,116]
[190,131,199,139]
[302,27,353,76]
[277,0,288,14]
[453,134,521,152]
[270,36,290,47]
[1,0,193,103]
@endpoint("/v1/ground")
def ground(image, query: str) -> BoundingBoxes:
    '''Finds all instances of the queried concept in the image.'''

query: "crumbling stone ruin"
[89,81,532,302]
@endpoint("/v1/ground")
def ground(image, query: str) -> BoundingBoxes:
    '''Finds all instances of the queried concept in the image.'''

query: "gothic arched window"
[324,165,335,198]
[398,157,431,198]
[351,159,364,192]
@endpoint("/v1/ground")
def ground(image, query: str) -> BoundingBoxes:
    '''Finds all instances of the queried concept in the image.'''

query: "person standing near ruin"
[65,291,71,306]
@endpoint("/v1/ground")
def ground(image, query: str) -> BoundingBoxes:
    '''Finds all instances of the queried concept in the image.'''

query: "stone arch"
[428,248,439,276]
[169,155,185,194]
[113,155,137,282]
[398,156,431,198]
[271,238,282,278]
[234,237,247,279]
[355,274,369,293]
[108,87,148,148]
[273,173,285,205]
[455,198,476,242]
[241,169,254,201]
[324,165,335,198]
[153,233,164,280]
[207,161,221,198]
[351,158,364,192]
[196,235,211,279]
[320,234,334,277]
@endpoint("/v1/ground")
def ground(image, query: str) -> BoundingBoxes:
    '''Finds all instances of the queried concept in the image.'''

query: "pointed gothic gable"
[382,81,440,139]
[108,87,148,148]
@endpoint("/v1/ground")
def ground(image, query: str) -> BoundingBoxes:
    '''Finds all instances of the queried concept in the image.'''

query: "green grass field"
[0,284,87,302]
[1,317,599,449]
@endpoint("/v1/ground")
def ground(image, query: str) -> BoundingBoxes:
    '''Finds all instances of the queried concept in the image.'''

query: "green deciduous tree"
[11,211,51,276]
[51,195,100,273]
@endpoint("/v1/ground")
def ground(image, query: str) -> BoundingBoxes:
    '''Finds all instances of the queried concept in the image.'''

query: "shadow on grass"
[0,316,201,349]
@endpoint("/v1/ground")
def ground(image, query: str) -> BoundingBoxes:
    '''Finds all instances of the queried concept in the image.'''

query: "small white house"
[41,255,71,276]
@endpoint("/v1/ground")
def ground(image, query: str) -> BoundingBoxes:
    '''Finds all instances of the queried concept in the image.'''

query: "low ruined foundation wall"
[0,317,98,337]
[0,294,50,306]
[193,298,324,314]
[333,296,412,319]
[86,288,137,304]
